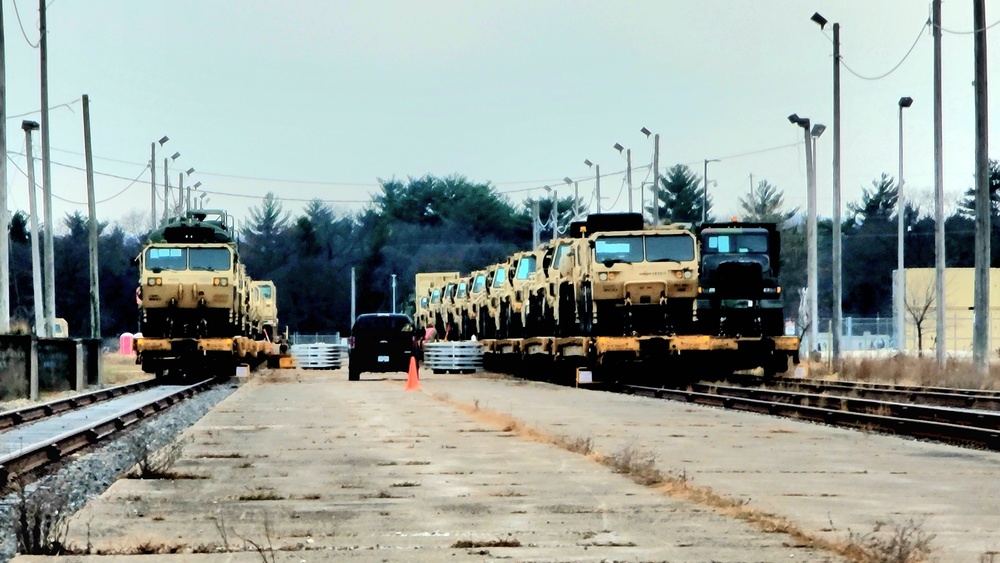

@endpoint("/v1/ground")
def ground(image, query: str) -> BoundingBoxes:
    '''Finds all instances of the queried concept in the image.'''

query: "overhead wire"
[11,0,40,48]
[6,98,80,120]
[820,19,927,82]
[934,16,1000,34]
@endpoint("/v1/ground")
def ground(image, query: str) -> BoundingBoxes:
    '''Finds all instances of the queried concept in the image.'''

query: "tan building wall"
[903,268,1000,354]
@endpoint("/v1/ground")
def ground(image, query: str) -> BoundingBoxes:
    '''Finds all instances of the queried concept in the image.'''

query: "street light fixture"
[21,121,43,335]
[896,96,913,352]
[186,167,195,176]
[641,127,660,225]
[614,143,634,213]
[563,176,580,220]
[585,159,601,213]
[790,113,818,356]
[702,159,720,224]
[812,10,844,370]
[151,135,169,229]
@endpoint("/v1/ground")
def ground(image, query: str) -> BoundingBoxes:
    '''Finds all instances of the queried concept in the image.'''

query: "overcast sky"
[3,0,998,232]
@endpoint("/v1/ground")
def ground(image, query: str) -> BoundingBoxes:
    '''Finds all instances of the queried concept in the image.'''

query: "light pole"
[185,167,195,213]
[811,11,843,370]
[192,181,203,209]
[543,185,558,241]
[391,274,397,314]
[642,127,660,225]
[702,159,720,224]
[150,136,168,229]
[22,121,43,336]
[584,159,601,213]
[163,151,180,223]
[790,113,818,355]
[563,177,579,220]
[614,143,633,214]
[896,96,913,352]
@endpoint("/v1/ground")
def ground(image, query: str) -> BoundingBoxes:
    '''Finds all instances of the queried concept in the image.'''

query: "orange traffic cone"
[404,356,421,391]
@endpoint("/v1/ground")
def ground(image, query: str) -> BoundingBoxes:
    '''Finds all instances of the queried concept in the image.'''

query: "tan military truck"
[528,237,589,336]
[414,272,459,331]
[582,223,699,335]
[248,280,278,340]
[482,261,510,339]
[463,269,489,339]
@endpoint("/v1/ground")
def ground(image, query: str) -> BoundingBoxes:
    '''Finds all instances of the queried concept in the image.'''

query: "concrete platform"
[18,365,997,561]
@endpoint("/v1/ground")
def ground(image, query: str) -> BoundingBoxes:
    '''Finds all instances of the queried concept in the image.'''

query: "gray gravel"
[0,381,238,562]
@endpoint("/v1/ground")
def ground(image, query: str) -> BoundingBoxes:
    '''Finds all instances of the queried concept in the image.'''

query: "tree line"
[7,160,999,338]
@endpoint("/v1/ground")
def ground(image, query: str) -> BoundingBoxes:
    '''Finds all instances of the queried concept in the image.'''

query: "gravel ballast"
[0,381,238,562]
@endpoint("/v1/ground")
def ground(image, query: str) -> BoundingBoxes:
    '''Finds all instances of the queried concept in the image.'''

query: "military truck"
[463,269,489,339]
[586,223,699,335]
[696,222,784,337]
[414,272,459,330]
[248,280,278,341]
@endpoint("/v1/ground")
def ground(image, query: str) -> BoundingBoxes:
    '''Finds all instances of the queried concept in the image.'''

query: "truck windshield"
[492,267,507,288]
[456,281,468,298]
[145,248,187,271]
[646,234,696,262]
[431,289,441,304]
[595,236,643,264]
[704,232,769,254]
[472,274,486,293]
[189,248,232,271]
[552,243,572,268]
[515,255,537,280]
[260,285,273,298]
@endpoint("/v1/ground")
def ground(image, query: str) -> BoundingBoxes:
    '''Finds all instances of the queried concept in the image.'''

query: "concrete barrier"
[424,341,484,374]
[291,343,347,369]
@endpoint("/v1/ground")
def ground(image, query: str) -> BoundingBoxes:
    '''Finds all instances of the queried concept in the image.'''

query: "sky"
[2,0,999,234]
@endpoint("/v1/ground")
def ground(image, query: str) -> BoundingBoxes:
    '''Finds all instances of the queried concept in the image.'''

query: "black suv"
[348,313,417,381]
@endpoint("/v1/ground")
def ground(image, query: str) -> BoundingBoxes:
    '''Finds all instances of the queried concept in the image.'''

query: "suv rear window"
[352,315,413,333]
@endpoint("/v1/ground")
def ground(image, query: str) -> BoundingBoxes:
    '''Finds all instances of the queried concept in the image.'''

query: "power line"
[934,17,1000,34]
[11,0,40,48]
[831,20,929,81]
[6,98,79,120]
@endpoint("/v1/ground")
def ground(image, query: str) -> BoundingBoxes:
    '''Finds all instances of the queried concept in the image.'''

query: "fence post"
[75,341,85,391]
[29,338,39,401]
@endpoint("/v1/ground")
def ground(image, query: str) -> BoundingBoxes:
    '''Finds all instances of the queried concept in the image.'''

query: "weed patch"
[452,538,521,548]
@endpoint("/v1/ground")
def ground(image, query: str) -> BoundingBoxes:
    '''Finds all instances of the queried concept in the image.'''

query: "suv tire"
[348,367,361,381]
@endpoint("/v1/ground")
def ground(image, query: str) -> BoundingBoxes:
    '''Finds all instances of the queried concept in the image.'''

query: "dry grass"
[101,353,148,386]
[434,394,937,563]
[451,538,522,548]
[808,354,1000,390]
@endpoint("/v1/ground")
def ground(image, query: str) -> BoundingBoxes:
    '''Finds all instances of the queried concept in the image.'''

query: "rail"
[764,378,1000,411]
[0,378,214,487]
[624,383,1000,450]
[0,378,158,432]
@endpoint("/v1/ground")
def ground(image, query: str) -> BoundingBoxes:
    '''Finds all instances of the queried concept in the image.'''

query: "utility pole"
[652,134,659,225]
[162,157,169,224]
[933,0,946,368]
[626,149,633,213]
[83,95,100,339]
[391,274,397,314]
[596,165,601,213]
[350,267,356,328]
[0,1,8,333]
[39,0,55,338]
[549,188,558,242]
[178,172,183,216]
[831,22,843,372]
[702,159,719,224]
[972,0,989,374]
[806,129,818,356]
[150,143,157,230]
[532,198,540,249]
[896,97,913,353]
[22,121,42,336]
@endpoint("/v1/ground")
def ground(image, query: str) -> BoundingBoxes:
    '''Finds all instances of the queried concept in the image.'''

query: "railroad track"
[752,376,1000,411]
[0,378,159,432]
[0,378,215,487]
[624,382,1000,450]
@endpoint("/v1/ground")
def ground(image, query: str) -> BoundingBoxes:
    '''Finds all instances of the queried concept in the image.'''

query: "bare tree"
[905,276,936,355]
[116,208,149,244]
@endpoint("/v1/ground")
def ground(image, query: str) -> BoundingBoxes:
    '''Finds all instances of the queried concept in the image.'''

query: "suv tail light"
[348,336,355,349]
